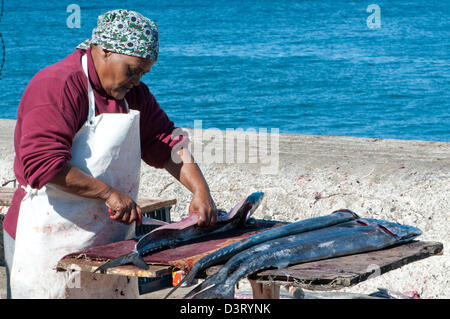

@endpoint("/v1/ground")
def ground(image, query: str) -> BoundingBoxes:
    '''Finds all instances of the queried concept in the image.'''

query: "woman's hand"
[189,191,217,227]
[50,163,142,226]
[104,188,142,226]
[164,146,218,227]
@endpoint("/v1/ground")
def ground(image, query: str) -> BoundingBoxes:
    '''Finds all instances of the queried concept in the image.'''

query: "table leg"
[249,279,280,299]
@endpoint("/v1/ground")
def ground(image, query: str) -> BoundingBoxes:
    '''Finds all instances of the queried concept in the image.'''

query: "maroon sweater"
[3,48,185,239]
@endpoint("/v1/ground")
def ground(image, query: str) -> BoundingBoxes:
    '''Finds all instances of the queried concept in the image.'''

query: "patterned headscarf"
[77,9,159,60]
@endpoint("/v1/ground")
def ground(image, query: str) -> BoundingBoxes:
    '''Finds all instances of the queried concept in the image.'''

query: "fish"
[188,218,422,299]
[164,209,359,298]
[93,192,264,273]
[183,217,365,298]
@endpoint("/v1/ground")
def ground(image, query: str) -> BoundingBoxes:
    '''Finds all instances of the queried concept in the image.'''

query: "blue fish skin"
[191,219,421,299]
[94,193,263,273]
[363,218,422,242]
[184,218,364,298]
[93,251,149,272]
[165,209,359,298]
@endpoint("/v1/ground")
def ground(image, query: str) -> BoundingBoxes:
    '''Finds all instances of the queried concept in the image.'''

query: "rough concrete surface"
[0,119,448,298]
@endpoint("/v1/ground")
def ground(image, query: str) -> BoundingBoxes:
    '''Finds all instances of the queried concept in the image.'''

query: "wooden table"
[57,240,443,298]
[248,240,443,297]
[0,187,16,206]
[57,256,173,278]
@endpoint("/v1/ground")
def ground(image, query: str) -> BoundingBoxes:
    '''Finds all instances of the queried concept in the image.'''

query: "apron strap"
[21,184,38,200]
[81,54,96,123]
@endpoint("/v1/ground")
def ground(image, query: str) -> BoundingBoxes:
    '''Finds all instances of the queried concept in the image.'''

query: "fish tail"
[190,284,235,299]
[164,271,195,299]
[94,252,148,273]
[184,271,224,299]
[164,263,207,299]
[183,277,213,299]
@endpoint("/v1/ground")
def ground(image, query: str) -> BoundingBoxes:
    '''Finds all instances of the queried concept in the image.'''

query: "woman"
[3,9,217,298]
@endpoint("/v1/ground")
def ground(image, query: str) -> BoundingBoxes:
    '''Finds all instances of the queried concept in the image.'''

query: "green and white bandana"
[77,9,159,60]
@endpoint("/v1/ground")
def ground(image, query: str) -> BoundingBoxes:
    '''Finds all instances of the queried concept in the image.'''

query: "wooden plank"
[56,256,173,278]
[139,198,176,213]
[0,188,15,206]
[253,241,443,291]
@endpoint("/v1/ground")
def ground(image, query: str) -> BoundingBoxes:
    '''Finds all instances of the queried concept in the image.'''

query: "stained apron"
[10,53,141,298]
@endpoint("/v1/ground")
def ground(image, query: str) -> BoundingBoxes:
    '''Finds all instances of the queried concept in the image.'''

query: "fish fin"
[184,270,224,298]
[164,268,198,299]
[131,254,150,270]
[164,280,184,299]
[190,284,235,299]
[94,252,149,273]
[184,279,213,299]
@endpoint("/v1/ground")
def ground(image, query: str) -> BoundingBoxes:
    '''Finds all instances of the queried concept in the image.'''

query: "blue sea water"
[0,0,449,142]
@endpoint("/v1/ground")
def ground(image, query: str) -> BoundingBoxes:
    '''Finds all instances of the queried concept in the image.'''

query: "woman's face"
[92,45,155,100]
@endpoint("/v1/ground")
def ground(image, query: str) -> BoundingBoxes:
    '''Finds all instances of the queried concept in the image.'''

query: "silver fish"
[189,218,421,299]
[184,218,365,298]
[166,209,359,298]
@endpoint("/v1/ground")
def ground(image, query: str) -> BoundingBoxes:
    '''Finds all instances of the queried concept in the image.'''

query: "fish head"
[216,192,264,228]
[362,218,422,242]
[230,192,264,228]
[244,192,264,220]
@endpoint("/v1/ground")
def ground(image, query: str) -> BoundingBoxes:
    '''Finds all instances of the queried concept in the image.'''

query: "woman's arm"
[49,162,142,225]
[163,148,217,227]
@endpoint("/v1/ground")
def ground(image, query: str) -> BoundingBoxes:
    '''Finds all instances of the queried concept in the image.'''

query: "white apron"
[10,53,141,299]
